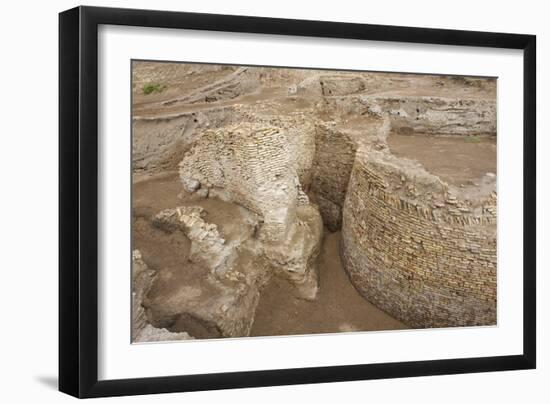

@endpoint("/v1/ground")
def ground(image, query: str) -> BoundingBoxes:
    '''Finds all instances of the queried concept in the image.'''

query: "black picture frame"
[59,5,536,398]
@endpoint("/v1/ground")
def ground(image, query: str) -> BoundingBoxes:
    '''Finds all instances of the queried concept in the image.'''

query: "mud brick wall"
[179,123,313,242]
[284,120,316,190]
[320,75,366,96]
[363,96,497,136]
[297,73,366,97]
[319,95,496,136]
[341,149,497,328]
[310,124,358,231]
[133,104,243,174]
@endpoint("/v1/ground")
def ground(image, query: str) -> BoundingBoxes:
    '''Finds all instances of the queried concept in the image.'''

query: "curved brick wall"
[341,148,497,328]
[310,124,358,231]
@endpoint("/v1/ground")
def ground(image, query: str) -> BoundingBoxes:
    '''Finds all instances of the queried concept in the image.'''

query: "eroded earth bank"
[131,62,497,342]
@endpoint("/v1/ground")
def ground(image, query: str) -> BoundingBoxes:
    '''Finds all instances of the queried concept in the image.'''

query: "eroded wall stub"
[180,120,322,299]
[179,122,315,243]
[132,250,194,342]
[142,204,273,338]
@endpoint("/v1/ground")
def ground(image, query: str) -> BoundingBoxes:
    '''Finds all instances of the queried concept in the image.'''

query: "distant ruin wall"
[132,106,239,174]
[374,97,497,136]
[132,115,195,173]
[297,74,366,97]
[341,149,497,328]
[321,96,496,136]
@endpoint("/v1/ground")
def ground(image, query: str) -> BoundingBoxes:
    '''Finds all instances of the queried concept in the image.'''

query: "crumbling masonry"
[132,63,497,339]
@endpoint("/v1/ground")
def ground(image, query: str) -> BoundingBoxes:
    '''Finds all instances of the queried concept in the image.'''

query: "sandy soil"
[132,62,495,120]
[133,85,307,119]
[133,174,407,337]
[131,63,496,339]
[251,231,407,337]
[132,63,238,107]
[387,133,497,186]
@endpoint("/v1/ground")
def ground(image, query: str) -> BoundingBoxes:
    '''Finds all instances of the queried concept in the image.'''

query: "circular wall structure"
[341,147,497,328]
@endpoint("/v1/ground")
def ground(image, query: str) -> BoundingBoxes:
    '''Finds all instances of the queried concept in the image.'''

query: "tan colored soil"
[132,63,238,107]
[133,174,407,337]
[250,231,407,337]
[133,85,308,118]
[387,133,497,186]
[131,63,496,339]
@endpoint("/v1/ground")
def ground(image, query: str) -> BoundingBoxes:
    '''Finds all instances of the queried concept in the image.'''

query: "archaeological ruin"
[131,62,497,341]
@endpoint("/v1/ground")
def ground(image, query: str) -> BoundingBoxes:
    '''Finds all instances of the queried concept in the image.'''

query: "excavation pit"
[131,62,497,341]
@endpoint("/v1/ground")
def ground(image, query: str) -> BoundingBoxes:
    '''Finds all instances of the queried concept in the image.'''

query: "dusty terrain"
[387,133,496,187]
[131,61,497,342]
[251,231,406,336]
[133,174,406,338]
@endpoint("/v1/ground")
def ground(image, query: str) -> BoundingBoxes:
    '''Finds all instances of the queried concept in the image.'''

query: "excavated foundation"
[132,62,497,341]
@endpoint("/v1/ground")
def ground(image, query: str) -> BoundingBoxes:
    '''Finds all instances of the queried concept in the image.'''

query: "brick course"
[341,148,497,327]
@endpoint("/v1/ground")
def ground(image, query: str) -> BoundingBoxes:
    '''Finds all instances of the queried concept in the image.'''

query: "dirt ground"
[387,133,497,186]
[131,62,497,339]
[251,231,407,337]
[133,174,407,337]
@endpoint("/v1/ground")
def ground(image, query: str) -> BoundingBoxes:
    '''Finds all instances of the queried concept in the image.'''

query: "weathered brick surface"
[179,122,315,242]
[320,96,496,136]
[309,117,390,231]
[178,121,323,301]
[341,148,497,327]
[310,124,358,231]
[320,75,366,96]
[133,64,499,334]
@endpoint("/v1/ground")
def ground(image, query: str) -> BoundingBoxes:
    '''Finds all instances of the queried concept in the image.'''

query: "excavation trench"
[131,63,497,339]
[133,173,408,339]
[133,131,497,338]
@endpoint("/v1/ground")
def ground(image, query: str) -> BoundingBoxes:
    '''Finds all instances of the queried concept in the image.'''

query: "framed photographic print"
[59,6,536,398]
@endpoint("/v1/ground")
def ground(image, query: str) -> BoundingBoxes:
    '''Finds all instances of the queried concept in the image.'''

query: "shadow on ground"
[35,375,58,390]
